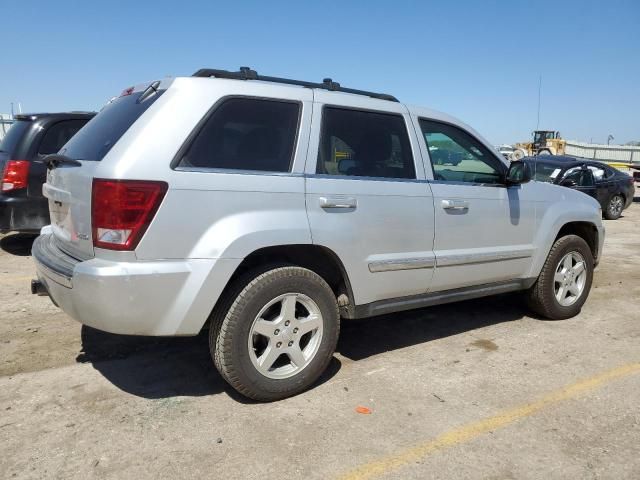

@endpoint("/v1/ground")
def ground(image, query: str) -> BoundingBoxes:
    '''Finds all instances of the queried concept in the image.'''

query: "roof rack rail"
[192,67,399,102]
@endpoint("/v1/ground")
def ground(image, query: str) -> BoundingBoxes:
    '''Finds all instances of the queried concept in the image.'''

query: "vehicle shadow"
[77,326,341,402]
[78,294,528,400]
[0,233,37,256]
[337,293,528,361]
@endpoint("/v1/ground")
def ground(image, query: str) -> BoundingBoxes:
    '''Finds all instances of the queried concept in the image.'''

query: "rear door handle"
[319,196,357,209]
[441,199,469,210]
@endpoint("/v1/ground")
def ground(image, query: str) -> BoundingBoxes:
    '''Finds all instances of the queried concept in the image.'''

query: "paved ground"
[1,204,639,480]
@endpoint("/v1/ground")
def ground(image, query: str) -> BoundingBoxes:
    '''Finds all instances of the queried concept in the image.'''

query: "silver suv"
[32,68,604,401]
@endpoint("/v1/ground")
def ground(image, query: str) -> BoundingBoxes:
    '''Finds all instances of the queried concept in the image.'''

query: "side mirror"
[505,160,532,185]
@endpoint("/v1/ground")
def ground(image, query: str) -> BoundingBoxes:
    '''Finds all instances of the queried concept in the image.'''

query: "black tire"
[209,266,340,401]
[604,194,624,220]
[538,149,552,156]
[526,235,594,320]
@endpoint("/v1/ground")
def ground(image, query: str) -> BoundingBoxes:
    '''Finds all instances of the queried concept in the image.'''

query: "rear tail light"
[2,160,30,192]
[91,179,167,251]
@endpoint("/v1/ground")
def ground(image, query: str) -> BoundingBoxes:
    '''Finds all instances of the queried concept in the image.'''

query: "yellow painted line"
[339,362,640,480]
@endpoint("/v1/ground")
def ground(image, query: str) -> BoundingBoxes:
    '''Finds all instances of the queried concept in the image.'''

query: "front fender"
[527,185,602,278]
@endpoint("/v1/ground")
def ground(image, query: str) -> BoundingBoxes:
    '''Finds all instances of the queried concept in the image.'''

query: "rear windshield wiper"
[37,154,82,170]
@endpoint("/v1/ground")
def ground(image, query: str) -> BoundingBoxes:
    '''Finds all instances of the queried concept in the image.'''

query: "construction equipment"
[513,130,566,159]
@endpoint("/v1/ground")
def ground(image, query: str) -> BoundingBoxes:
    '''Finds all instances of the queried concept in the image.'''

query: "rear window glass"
[38,119,89,155]
[176,98,300,172]
[0,120,31,156]
[60,90,164,161]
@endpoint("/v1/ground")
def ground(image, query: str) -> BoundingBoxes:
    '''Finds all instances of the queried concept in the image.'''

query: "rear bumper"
[0,194,49,233]
[624,185,635,208]
[32,234,241,336]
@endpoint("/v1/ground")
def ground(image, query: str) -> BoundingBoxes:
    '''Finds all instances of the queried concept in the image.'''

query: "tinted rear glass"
[176,98,300,172]
[38,119,89,155]
[60,90,163,161]
[0,120,31,156]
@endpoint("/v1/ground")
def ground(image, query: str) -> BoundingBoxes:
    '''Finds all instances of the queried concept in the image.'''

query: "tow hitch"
[31,279,48,296]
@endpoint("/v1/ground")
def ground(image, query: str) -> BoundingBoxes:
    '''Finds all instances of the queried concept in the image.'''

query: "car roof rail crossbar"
[192,67,399,102]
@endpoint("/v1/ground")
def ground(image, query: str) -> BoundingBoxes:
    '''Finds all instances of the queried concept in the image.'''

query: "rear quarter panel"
[95,77,315,260]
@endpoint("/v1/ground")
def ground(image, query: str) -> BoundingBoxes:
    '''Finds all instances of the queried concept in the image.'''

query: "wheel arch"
[530,220,600,279]
[554,222,599,260]
[207,244,356,328]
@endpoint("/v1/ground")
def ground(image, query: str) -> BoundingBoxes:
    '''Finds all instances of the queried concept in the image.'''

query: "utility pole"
[536,75,542,131]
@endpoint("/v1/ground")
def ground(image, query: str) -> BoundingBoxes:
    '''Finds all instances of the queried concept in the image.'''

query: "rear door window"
[563,167,595,187]
[316,107,415,179]
[60,90,164,161]
[38,120,88,155]
[176,98,300,172]
[586,165,606,182]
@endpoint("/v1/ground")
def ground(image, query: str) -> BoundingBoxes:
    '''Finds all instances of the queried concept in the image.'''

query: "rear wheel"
[526,235,593,319]
[604,194,624,220]
[210,266,339,401]
[537,148,552,156]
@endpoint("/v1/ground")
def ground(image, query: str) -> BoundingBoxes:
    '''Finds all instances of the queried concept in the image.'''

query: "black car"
[0,112,95,233]
[524,155,635,220]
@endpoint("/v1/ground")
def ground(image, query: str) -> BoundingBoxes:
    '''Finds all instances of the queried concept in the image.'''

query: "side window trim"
[315,104,417,180]
[171,95,302,173]
[418,117,507,186]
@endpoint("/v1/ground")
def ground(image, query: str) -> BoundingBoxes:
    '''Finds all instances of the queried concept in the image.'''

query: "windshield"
[534,132,555,143]
[60,89,164,161]
[528,161,564,183]
[0,120,31,155]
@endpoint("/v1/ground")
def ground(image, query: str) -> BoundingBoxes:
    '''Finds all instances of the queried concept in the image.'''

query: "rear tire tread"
[209,266,339,401]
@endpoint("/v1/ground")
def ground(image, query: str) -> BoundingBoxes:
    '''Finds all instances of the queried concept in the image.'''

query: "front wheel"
[512,149,527,160]
[526,235,594,319]
[210,266,340,401]
[604,194,624,220]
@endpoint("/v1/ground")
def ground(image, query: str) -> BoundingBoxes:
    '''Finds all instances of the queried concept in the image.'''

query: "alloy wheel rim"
[248,293,323,379]
[610,196,623,216]
[553,251,587,307]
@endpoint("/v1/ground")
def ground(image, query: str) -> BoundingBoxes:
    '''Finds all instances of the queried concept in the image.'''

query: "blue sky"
[1,0,638,145]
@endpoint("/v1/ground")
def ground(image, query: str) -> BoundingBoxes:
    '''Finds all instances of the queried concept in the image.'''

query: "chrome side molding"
[368,257,435,273]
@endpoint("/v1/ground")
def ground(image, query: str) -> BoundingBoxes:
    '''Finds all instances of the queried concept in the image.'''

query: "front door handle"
[319,196,357,209]
[441,199,469,210]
